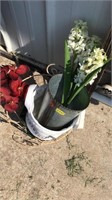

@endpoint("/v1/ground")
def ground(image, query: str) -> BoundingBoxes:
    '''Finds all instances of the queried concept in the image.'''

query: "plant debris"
[65,152,86,176]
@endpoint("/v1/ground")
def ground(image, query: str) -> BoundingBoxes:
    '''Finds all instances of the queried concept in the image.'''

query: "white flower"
[87,57,93,66]
[89,74,98,85]
[86,35,101,50]
[79,48,107,74]
[74,69,86,86]
[67,20,89,54]
[74,47,107,86]
[67,20,108,88]
[74,20,88,32]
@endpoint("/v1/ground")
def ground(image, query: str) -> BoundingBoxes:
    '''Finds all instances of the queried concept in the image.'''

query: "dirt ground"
[0,54,112,200]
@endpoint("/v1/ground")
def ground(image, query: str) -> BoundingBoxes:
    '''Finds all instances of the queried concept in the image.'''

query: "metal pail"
[34,74,89,130]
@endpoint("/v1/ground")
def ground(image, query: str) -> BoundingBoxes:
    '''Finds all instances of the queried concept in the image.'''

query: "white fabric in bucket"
[24,84,85,141]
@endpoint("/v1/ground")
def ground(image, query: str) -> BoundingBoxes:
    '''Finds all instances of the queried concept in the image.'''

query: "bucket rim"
[48,73,88,112]
[28,110,75,134]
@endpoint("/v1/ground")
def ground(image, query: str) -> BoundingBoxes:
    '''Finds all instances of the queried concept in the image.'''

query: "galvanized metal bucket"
[25,84,83,141]
[34,74,90,130]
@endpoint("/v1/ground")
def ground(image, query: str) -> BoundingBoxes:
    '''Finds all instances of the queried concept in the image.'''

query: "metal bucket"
[34,74,90,130]
[25,84,82,141]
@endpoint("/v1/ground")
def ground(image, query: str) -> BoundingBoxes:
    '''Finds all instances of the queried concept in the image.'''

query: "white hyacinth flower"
[67,20,108,88]
[79,48,107,74]
[67,20,89,54]
[86,35,101,50]
[74,47,107,86]
[74,69,86,86]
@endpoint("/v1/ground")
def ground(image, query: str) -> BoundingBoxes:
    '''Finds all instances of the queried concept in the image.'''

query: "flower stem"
[22,75,33,82]
[14,111,25,126]
[22,74,44,82]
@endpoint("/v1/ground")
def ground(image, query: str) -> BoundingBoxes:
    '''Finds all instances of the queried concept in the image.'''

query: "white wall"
[1,0,111,66]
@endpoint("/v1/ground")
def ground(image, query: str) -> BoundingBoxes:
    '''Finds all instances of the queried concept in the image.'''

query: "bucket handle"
[46,63,57,76]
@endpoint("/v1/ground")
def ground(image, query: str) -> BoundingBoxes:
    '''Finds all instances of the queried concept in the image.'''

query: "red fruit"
[9,79,28,97]
[6,65,18,80]
[0,87,11,96]
[4,96,19,112]
[8,65,16,71]
[0,71,6,80]
[9,70,19,80]
[0,66,9,74]
[1,79,8,86]
[16,64,30,75]
[0,71,8,86]
[0,96,5,104]
[0,87,11,104]
[4,103,19,112]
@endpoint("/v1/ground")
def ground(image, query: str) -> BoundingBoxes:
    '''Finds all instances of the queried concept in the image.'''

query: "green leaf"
[67,57,112,105]
[67,67,101,105]
[61,41,72,104]
[68,87,90,110]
